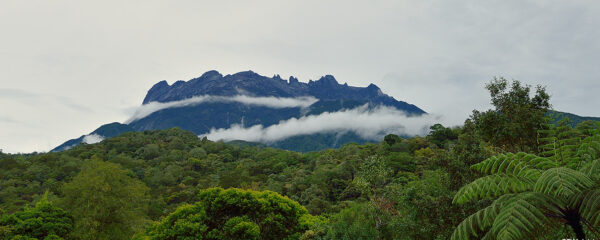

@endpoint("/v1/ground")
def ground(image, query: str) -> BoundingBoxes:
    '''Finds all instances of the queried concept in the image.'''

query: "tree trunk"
[566,211,586,239]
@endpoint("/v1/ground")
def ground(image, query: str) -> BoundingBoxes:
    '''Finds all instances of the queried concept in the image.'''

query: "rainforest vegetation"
[1,78,599,239]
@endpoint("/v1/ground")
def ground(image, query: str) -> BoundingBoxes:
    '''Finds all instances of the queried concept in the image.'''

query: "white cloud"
[125,95,318,123]
[2,1,599,153]
[202,105,445,143]
[62,145,75,151]
[82,134,104,144]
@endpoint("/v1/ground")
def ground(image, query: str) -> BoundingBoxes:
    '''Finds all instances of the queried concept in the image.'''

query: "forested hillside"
[1,78,599,239]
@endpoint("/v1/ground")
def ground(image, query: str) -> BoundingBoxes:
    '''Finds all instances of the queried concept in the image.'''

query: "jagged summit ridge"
[141,70,416,113]
[53,70,427,153]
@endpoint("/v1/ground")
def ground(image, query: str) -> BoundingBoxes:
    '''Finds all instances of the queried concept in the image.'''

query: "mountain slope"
[54,70,426,152]
[547,110,600,127]
[52,122,133,152]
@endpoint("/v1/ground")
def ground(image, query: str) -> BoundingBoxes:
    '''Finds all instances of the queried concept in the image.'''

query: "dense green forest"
[1,78,599,239]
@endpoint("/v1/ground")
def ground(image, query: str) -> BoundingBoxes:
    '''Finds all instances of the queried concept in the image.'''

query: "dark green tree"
[428,124,459,148]
[389,170,462,239]
[471,77,550,153]
[383,134,402,146]
[324,202,384,240]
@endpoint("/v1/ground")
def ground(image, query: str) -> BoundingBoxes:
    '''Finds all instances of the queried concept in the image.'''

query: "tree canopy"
[0,77,598,239]
[0,193,72,240]
[61,159,150,240]
[146,187,315,240]
[471,77,550,153]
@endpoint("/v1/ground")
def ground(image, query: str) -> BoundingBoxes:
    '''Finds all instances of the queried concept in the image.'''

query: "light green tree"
[0,192,72,240]
[61,159,150,240]
[146,187,314,240]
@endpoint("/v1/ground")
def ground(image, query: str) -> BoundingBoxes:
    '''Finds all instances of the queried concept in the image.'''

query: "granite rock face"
[54,70,426,152]
[141,70,425,114]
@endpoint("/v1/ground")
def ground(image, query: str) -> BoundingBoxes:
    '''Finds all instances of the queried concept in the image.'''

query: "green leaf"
[451,195,514,240]
[579,159,600,182]
[471,153,548,179]
[576,189,600,226]
[533,167,594,198]
[454,175,534,204]
[490,194,558,240]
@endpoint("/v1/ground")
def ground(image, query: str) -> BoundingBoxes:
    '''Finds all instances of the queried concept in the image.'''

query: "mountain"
[547,110,600,127]
[141,70,423,113]
[53,70,426,152]
[128,71,424,133]
[52,122,134,152]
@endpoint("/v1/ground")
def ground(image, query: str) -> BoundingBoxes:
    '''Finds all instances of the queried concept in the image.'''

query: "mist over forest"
[2,77,600,239]
[2,1,600,240]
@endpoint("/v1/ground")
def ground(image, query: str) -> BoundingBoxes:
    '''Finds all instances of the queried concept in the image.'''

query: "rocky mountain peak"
[314,75,339,86]
[140,70,425,115]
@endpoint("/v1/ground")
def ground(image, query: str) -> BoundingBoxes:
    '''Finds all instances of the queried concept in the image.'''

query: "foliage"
[144,203,208,240]
[388,170,470,239]
[428,124,459,148]
[471,78,550,153]
[146,188,312,240]
[61,159,150,240]
[0,126,482,240]
[0,193,72,240]
[452,132,600,240]
[324,202,384,240]
[3,77,597,239]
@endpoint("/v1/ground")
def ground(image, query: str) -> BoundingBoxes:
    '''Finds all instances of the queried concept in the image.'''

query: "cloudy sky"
[1,0,599,153]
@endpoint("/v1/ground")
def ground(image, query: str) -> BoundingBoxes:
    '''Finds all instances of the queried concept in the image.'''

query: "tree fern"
[537,118,583,167]
[452,130,600,240]
[580,159,600,182]
[451,194,515,240]
[537,121,559,158]
[471,152,555,178]
[577,135,600,162]
[533,167,593,197]
[490,198,552,240]
[454,175,534,204]
[576,189,600,226]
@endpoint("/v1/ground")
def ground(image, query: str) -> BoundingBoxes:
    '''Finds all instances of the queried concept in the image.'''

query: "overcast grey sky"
[1,0,599,153]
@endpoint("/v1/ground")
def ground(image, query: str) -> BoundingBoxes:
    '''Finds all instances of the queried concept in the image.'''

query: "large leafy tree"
[146,187,315,240]
[324,202,385,240]
[0,193,72,240]
[451,131,600,239]
[471,77,550,153]
[61,159,150,240]
[428,124,459,148]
